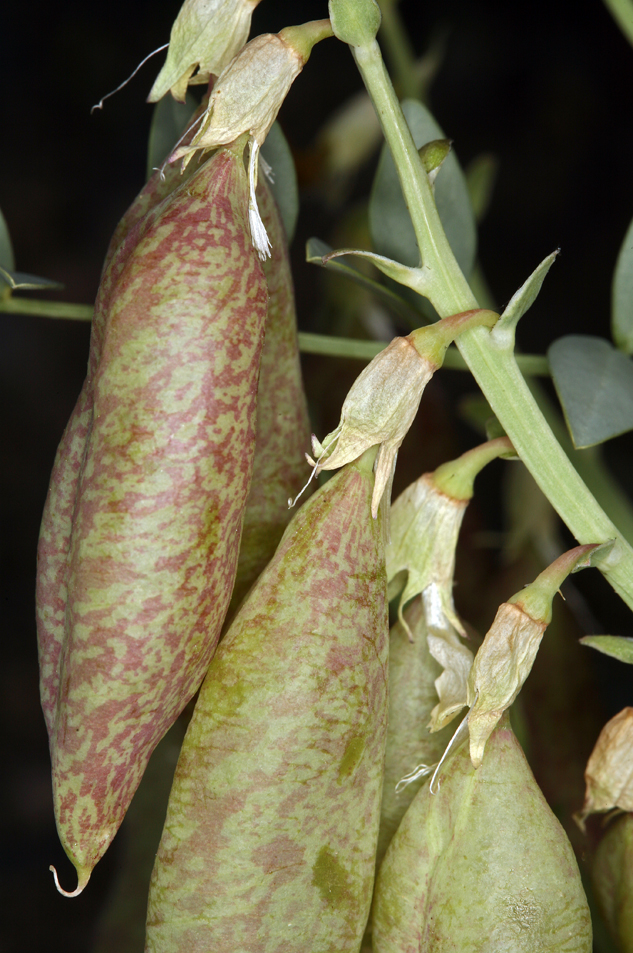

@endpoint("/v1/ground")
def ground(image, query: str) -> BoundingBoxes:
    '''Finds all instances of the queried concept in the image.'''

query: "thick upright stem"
[352,38,633,610]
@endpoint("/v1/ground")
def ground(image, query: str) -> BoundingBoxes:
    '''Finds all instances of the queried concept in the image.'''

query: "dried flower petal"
[172,20,332,258]
[467,602,546,768]
[467,543,603,768]
[148,0,261,104]
[315,311,499,518]
[580,708,633,820]
[386,473,467,633]
[317,337,437,517]
[425,584,474,731]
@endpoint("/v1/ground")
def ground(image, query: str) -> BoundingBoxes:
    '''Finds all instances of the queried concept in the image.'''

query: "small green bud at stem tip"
[329,0,381,46]
[419,138,452,175]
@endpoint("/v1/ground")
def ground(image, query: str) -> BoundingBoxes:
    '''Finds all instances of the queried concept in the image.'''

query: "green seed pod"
[228,170,314,613]
[37,141,268,895]
[592,813,633,952]
[36,108,212,751]
[145,449,388,952]
[103,102,209,266]
[372,718,592,952]
[376,594,455,870]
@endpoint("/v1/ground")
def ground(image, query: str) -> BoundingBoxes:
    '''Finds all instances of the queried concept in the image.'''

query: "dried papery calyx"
[148,0,262,104]
[576,707,633,827]
[372,717,592,953]
[172,19,333,258]
[467,543,606,768]
[387,436,514,636]
[313,309,499,518]
[384,438,514,733]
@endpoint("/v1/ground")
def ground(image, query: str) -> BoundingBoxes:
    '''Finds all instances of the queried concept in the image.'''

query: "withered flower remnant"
[578,707,633,824]
[315,309,499,518]
[467,543,602,768]
[148,0,262,104]
[172,20,334,259]
[387,436,513,635]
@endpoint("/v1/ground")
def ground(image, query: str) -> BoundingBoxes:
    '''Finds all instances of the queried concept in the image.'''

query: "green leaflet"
[612,212,633,355]
[260,122,299,245]
[548,334,633,448]
[580,634,633,665]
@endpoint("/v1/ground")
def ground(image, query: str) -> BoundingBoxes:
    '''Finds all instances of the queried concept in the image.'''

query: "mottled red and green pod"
[35,112,213,730]
[372,718,592,952]
[36,153,192,742]
[37,141,268,894]
[375,595,454,871]
[145,450,389,953]
[228,172,313,613]
[103,103,209,274]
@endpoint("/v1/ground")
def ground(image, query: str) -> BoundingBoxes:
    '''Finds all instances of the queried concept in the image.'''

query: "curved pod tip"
[49,864,91,898]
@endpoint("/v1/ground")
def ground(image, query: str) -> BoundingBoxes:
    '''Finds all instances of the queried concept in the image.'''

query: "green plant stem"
[0,296,93,320]
[471,253,633,546]
[603,0,633,49]
[377,0,420,99]
[298,331,549,374]
[0,297,550,375]
[351,38,633,610]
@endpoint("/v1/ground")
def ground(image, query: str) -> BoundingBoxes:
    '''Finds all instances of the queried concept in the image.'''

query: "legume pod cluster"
[36,139,268,894]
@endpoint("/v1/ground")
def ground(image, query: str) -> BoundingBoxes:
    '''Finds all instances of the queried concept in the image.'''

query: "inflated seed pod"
[372,717,592,953]
[35,105,211,737]
[375,595,454,871]
[145,448,389,953]
[37,140,268,895]
[228,171,313,613]
[592,812,633,952]
[102,102,208,271]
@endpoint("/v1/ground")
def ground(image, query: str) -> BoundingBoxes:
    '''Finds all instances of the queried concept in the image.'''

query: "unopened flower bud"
[419,138,452,186]
[148,0,261,104]
[172,20,333,258]
[329,0,381,47]
[467,543,602,768]
[577,708,633,825]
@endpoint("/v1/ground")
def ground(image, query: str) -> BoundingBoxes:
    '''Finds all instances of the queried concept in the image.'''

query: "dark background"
[2,0,633,949]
